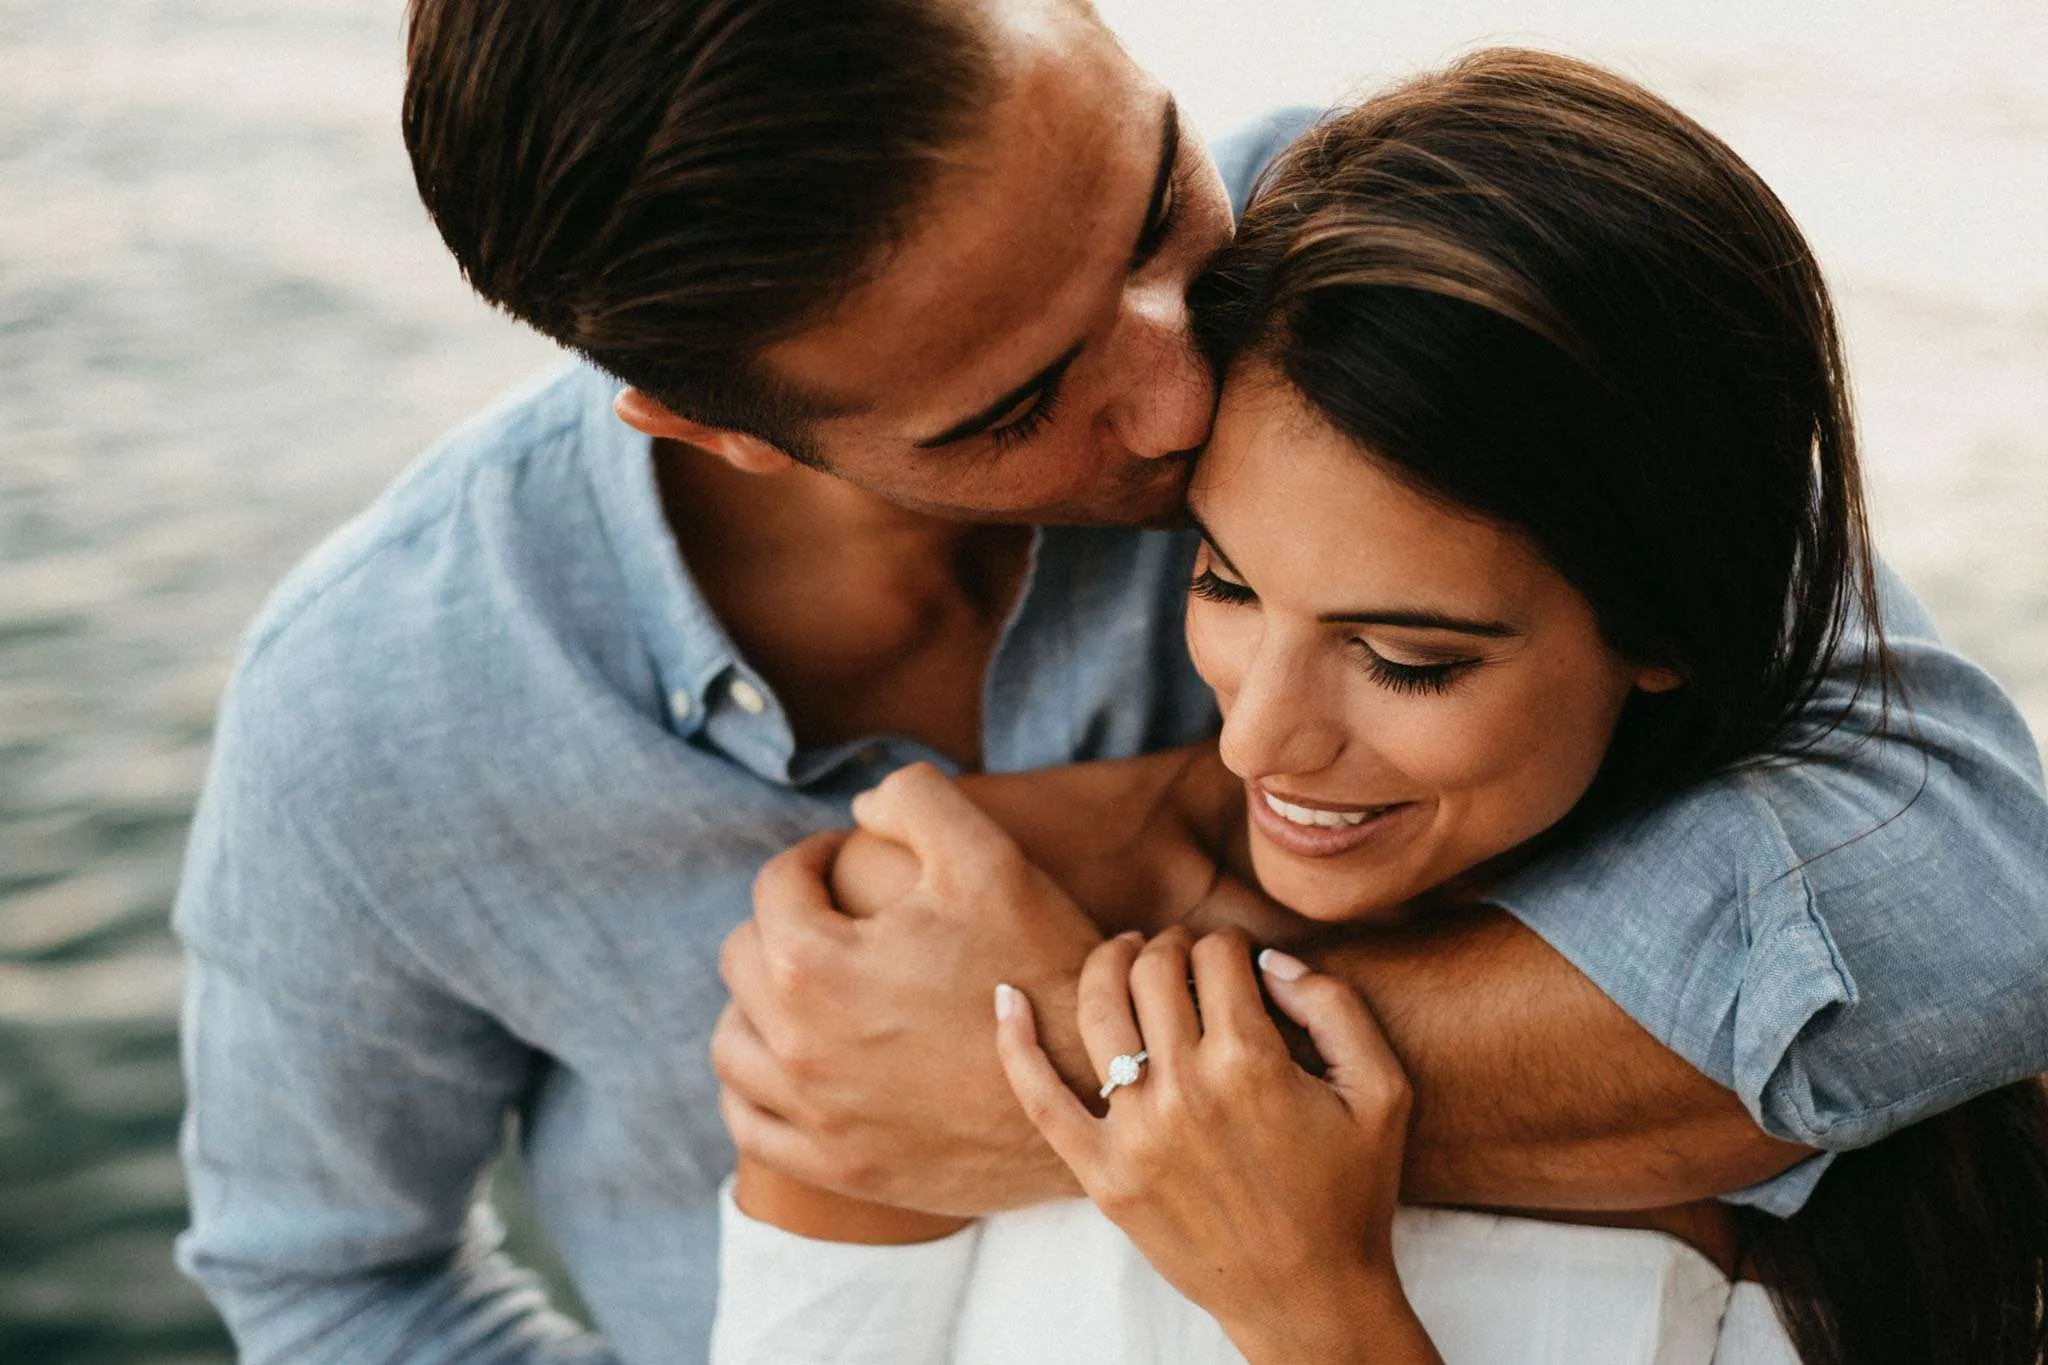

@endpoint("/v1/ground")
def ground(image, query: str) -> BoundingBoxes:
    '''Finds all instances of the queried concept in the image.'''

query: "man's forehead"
[763,16,1159,430]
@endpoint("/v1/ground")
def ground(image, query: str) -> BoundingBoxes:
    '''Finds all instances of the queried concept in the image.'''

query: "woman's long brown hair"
[1192,48,2048,1364]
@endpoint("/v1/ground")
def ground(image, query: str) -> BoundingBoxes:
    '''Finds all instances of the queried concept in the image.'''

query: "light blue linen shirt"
[175,116,2048,1364]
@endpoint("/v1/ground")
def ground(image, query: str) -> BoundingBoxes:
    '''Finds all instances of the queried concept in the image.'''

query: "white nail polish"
[995,982,1018,1021]
[1258,948,1309,982]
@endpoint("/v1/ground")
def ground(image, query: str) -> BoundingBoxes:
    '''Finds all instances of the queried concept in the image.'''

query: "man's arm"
[969,749,1815,1204]
[1473,570,2048,1212]
[175,668,611,1364]
[716,761,1807,1218]
[1307,906,1811,1208]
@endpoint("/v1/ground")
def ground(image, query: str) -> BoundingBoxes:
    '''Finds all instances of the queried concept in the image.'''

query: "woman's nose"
[1106,282,1216,460]
[1216,642,1347,784]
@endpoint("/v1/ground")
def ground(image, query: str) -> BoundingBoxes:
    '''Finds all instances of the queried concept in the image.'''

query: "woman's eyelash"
[1192,566,1473,695]
[987,382,1064,451]
[1188,567,1256,605]
[1357,647,1470,695]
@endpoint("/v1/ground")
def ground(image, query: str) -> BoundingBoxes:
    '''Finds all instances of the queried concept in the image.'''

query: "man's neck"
[654,439,1033,769]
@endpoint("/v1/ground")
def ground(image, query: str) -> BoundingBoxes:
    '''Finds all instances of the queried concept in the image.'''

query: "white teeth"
[1262,792,1379,828]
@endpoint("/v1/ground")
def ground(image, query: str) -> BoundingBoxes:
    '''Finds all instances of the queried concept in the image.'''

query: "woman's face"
[1185,367,1677,922]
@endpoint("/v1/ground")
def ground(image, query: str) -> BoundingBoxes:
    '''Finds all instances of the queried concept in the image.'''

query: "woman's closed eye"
[1188,565,1256,606]
[1350,642,1474,695]
[1192,566,1478,696]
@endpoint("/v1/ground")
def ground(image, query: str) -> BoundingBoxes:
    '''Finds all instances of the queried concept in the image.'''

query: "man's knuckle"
[1193,926,1250,964]
[1147,924,1194,955]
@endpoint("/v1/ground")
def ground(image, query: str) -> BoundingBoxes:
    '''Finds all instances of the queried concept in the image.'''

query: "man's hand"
[714,763,1103,1216]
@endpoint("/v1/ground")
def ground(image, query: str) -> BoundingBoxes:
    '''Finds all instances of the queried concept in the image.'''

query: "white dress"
[711,1188,1802,1364]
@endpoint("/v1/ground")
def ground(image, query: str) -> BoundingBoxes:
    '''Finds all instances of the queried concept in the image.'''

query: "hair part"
[402,0,995,460]
[1192,48,1887,822]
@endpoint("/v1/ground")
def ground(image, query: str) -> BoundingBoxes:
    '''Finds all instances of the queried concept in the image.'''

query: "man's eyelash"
[986,381,1064,451]
[1132,174,1182,269]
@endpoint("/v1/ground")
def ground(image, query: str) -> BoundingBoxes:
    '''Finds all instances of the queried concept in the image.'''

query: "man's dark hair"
[403,0,992,458]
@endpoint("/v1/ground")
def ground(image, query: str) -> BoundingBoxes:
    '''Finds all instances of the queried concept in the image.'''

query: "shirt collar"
[574,366,795,768]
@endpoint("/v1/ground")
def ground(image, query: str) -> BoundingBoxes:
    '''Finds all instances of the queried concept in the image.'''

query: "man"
[174,0,2048,1360]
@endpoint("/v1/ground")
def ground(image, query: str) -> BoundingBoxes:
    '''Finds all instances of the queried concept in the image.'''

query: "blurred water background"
[2,0,2042,1359]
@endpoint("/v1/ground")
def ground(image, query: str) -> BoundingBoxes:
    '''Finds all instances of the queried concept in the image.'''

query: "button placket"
[728,678,767,715]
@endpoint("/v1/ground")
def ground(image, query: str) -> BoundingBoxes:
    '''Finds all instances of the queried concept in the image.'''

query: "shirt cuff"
[1716,1150,1836,1218]
[710,1178,982,1365]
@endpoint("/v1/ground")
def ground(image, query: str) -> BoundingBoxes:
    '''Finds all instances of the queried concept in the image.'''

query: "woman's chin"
[1247,840,1417,924]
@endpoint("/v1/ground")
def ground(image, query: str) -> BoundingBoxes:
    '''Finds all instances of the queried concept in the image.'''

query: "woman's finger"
[1257,949,1410,1113]
[1128,927,1201,1064]
[1188,927,1288,1056]
[1076,932,1149,1097]
[847,762,1020,883]
[994,983,1101,1172]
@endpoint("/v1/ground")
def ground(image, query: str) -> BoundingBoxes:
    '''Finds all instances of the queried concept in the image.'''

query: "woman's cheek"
[1184,603,1251,704]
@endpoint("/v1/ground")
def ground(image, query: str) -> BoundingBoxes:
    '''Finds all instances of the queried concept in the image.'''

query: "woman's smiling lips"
[1247,781,1416,857]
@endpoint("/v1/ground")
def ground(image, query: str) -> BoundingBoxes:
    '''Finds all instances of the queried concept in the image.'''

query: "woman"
[710,50,2048,1364]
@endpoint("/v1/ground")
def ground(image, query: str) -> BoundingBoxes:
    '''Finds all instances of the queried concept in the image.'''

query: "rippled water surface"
[2,0,2042,1359]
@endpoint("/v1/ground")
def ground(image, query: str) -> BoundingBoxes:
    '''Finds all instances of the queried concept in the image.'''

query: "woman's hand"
[994,927,1443,1365]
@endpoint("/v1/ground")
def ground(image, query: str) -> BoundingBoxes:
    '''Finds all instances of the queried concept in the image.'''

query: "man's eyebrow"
[912,97,1179,452]
[1129,96,1181,270]
[913,341,1085,449]
[1186,509,1519,638]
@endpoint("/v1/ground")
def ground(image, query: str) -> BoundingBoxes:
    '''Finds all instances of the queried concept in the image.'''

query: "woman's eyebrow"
[1318,609,1518,637]
[1186,509,1517,637]
[1183,508,1244,577]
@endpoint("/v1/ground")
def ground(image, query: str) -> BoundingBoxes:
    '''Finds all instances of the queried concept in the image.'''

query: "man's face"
[759,0,1233,526]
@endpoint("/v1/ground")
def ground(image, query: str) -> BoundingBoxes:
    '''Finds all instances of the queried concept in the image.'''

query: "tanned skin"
[730,744,1798,1272]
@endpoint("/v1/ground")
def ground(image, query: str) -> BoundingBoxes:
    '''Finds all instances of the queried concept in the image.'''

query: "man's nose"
[1107,282,1217,460]
[1216,641,1346,784]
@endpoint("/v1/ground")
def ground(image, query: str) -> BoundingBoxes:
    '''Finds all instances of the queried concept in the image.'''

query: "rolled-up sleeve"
[1489,569,2048,1215]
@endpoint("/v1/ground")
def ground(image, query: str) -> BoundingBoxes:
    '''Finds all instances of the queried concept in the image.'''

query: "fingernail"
[848,790,874,820]
[1118,930,1145,945]
[1258,948,1309,982]
[995,982,1019,1021]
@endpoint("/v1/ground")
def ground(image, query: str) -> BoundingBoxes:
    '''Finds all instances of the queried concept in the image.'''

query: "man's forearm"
[957,751,1811,1210]
[1308,905,1812,1209]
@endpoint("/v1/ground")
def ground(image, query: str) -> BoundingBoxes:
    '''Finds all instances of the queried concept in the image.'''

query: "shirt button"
[669,690,693,720]
[728,679,768,715]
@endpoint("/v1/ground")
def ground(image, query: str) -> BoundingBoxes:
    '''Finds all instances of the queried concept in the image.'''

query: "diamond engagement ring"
[1098,1050,1149,1100]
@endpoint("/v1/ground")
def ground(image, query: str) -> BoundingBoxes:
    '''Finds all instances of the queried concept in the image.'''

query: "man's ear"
[612,386,798,476]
